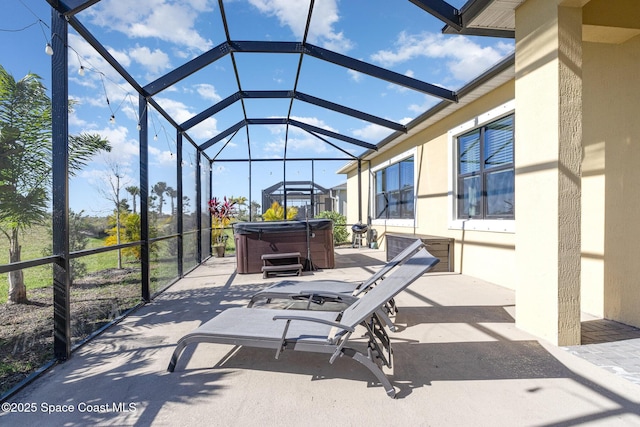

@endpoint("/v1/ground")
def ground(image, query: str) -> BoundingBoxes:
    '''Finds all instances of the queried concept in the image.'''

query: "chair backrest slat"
[354,238,424,296]
[340,248,439,328]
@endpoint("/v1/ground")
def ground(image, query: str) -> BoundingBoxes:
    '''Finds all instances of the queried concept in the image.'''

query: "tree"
[0,65,110,304]
[98,160,130,270]
[250,200,261,221]
[46,209,91,281]
[152,181,167,216]
[105,211,157,261]
[125,186,140,214]
[166,186,177,216]
[229,195,248,220]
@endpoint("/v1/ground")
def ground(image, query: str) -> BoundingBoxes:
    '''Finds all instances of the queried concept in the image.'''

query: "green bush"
[315,211,348,244]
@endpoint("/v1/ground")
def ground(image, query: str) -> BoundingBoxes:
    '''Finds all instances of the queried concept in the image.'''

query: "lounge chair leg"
[342,348,396,398]
[167,335,199,372]
[168,341,187,372]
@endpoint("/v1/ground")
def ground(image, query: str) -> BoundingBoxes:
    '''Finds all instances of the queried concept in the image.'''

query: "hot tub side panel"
[234,222,334,274]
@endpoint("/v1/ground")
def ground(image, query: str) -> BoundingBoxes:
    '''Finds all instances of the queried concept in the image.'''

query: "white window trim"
[448,100,516,233]
[371,147,417,228]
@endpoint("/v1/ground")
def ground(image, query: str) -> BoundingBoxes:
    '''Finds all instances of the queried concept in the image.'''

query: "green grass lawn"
[0,226,138,304]
[1,221,225,395]
[1,223,232,304]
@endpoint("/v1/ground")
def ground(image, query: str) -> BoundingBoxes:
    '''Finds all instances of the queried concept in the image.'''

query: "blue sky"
[1,0,513,216]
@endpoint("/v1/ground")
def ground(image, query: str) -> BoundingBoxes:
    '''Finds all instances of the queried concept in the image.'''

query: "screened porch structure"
[0,0,519,396]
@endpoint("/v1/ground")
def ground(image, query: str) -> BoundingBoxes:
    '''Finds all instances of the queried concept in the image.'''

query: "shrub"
[262,201,298,221]
[315,211,348,244]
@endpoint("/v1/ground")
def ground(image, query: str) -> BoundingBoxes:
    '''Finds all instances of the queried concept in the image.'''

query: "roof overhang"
[441,0,525,38]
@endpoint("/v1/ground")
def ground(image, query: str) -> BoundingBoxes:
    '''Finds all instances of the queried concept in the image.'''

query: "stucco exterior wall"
[582,34,640,327]
[348,81,517,289]
[342,0,640,339]
[514,0,583,346]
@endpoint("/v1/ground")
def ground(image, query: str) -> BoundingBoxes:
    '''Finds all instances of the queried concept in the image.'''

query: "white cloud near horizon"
[371,32,513,83]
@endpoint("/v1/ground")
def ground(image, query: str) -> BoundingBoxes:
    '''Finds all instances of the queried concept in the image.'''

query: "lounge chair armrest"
[273,314,355,363]
[272,315,355,333]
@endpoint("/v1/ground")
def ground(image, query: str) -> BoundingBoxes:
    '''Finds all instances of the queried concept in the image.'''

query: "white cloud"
[87,0,214,52]
[371,32,514,83]
[408,95,439,114]
[149,145,177,166]
[258,115,346,156]
[68,34,129,84]
[155,96,219,140]
[68,103,89,129]
[248,0,353,52]
[93,126,139,165]
[289,115,337,133]
[194,83,222,102]
[347,69,362,82]
[352,123,391,142]
[129,45,171,75]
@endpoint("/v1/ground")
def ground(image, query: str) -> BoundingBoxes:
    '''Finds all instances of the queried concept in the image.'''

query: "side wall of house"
[582,33,640,326]
[347,81,518,290]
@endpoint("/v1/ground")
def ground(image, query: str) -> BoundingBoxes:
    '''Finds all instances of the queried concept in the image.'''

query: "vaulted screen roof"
[44,0,482,164]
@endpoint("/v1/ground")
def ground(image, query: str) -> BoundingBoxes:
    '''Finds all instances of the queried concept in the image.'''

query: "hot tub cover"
[233,219,333,235]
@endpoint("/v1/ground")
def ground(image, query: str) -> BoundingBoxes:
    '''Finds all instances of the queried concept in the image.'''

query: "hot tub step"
[262,264,303,278]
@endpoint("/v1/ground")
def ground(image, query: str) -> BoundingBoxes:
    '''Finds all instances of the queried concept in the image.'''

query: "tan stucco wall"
[514,1,583,345]
[582,33,640,327]
[348,81,517,289]
[342,0,640,340]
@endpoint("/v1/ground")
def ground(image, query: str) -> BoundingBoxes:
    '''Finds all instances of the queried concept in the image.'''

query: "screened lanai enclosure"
[0,0,512,398]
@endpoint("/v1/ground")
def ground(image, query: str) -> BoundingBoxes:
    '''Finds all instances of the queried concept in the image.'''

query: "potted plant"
[209,196,237,257]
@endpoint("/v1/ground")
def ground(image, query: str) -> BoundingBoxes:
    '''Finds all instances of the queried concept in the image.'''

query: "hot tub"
[233,219,335,274]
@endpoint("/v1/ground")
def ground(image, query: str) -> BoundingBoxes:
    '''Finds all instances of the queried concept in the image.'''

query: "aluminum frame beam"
[199,118,377,152]
[294,92,406,132]
[302,43,457,102]
[45,0,101,16]
[228,41,457,102]
[289,119,377,150]
[144,42,231,96]
[51,9,71,361]
[181,90,407,133]
[408,0,462,31]
[200,120,246,151]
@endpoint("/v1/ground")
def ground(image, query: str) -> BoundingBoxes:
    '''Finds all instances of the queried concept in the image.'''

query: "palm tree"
[166,186,177,216]
[152,181,167,216]
[126,186,140,214]
[0,65,110,303]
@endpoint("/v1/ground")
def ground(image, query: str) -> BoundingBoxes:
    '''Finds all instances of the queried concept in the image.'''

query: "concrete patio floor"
[1,247,639,426]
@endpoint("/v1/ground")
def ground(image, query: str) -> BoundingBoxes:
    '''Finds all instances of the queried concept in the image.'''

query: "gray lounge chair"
[167,248,439,398]
[247,238,425,310]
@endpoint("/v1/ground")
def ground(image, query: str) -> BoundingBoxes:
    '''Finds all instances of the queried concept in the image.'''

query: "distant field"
[0,222,230,304]
[0,224,136,304]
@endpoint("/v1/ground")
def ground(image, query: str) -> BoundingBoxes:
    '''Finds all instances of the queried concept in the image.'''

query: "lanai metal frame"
[3,0,509,365]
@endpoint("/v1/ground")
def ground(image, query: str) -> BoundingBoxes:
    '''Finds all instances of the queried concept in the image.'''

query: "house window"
[375,156,414,220]
[457,114,514,220]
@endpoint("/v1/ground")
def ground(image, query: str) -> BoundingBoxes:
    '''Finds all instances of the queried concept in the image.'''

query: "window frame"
[448,100,516,233]
[371,148,417,227]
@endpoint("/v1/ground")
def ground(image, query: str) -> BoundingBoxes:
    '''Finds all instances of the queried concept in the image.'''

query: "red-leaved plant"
[208,196,237,244]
